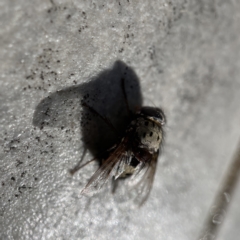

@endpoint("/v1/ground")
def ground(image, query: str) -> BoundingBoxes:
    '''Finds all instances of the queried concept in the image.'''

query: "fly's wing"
[127,152,159,206]
[81,144,131,195]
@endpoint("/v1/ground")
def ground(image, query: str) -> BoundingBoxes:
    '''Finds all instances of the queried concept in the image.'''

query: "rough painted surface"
[1,0,240,239]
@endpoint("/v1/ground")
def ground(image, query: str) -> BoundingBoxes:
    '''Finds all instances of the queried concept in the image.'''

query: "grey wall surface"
[1,0,240,239]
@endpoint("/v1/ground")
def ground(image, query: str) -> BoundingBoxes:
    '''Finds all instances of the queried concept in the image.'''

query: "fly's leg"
[69,147,96,175]
[111,176,119,194]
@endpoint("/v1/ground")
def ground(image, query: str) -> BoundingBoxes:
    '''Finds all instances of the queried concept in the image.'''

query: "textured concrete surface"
[1,0,240,239]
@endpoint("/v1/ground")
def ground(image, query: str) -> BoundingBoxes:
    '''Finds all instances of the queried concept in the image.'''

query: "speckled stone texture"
[1,0,240,240]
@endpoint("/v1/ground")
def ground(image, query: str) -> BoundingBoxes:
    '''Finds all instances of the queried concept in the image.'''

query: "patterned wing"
[81,144,131,195]
[127,151,159,206]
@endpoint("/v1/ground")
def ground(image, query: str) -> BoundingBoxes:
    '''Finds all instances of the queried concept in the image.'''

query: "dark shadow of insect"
[33,60,166,206]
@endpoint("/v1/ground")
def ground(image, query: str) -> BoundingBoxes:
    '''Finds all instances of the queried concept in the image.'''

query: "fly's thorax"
[133,117,163,152]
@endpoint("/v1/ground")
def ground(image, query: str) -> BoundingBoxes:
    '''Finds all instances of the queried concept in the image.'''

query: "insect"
[70,78,166,206]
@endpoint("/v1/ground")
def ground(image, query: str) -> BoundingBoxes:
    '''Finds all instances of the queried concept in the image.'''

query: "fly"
[70,78,166,206]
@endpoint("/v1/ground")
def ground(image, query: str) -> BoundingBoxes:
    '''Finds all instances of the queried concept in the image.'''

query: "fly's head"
[139,106,166,126]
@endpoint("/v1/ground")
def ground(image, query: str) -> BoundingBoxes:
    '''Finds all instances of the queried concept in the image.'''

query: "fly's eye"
[158,113,163,121]
[154,109,166,126]
[158,111,166,125]
[140,107,166,125]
